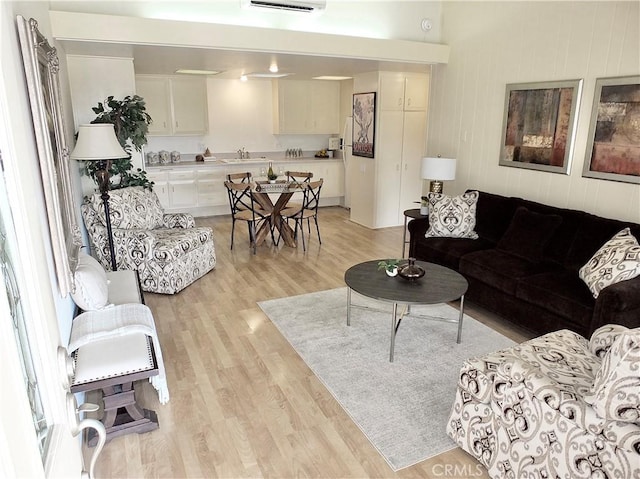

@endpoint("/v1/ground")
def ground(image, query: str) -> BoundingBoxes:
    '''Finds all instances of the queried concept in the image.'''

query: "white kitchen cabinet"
[171,77,209,135]
[146,159,342,217]
[272,81,308,134]
[379,73,406,111]
[272,80,340,134]
[375,110,426,226]
[146,169,197,210]
[398,111,427,218]
[287,160,344,199]
[270,159,343,205]
[310,82,341,134]
[136,75,208,136]
[196,169,228,207]
[350,71,429,229]
[167,170,197,208]
[376,110,404,226]
[319,161,345,198]
[136,76,172,135]
[147,170,170,206]
[403,73,429,111]
[379,72,428,111]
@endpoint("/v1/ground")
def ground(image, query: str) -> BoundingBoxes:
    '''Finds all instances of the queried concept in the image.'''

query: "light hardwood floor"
[88,206,535,478]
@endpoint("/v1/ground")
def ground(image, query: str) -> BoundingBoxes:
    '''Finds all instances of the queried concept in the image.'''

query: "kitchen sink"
[219,157,269,164]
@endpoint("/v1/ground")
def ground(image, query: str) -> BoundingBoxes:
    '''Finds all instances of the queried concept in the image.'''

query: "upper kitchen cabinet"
[379,72,429,111]
[272,80,340,134]
[136,75,209,136]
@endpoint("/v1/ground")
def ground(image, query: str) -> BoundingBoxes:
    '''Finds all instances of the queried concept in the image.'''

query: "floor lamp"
[70,124,128,271]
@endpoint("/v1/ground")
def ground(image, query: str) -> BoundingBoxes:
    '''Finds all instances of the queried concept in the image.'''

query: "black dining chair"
[284,171,313,210]
[280,178,323,252]
[226,172,252,183]
[285,171,313,183]
[224,181,272,254]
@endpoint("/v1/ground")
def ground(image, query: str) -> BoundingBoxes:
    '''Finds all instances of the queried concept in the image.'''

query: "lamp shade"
[421,157,456,180]
[70,124,128,161]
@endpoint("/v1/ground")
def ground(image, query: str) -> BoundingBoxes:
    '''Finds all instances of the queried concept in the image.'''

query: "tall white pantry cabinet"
[350,71,429,229]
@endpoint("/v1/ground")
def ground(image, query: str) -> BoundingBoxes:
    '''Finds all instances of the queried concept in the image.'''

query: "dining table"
[251,180,305,248]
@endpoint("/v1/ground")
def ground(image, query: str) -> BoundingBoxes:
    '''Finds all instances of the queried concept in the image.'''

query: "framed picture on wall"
[499,79,583,175]
[352,92,376,158]
[17,16,82,297]
[582,75,640,184]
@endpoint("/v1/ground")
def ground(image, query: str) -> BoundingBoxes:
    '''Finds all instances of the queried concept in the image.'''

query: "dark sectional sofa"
[408,190,640,337]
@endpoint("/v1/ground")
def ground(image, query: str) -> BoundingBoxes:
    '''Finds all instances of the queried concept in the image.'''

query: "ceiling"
[61,41,433,81]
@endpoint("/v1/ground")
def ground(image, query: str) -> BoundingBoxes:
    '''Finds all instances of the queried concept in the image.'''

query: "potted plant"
[377,259,401,277]
[82,95,154,190]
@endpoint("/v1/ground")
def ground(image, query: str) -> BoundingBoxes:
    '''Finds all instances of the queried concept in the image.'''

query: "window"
[0,152,50,461]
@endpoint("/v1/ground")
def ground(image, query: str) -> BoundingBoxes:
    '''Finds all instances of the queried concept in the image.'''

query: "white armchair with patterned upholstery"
[446,325,640,478]
[81,186,216,294]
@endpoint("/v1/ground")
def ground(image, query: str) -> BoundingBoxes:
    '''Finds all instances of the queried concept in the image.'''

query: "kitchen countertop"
[146,155,340,170]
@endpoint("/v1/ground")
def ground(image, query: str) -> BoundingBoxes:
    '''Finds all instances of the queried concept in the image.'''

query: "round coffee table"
[344,260,468,362]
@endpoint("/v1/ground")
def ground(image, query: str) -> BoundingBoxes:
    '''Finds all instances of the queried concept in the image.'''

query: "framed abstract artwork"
[17,16,82,297]
[499,79,583,174]
[352,92,376,158]
[582,75,640,184]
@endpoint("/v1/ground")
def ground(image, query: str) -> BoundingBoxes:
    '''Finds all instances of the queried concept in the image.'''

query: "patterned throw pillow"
[425,190,479,239]
[578,228,640,298]
[589,324,630,358]
[584,328,640,425]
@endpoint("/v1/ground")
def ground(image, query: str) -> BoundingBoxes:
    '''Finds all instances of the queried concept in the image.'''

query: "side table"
[402,208,427,258]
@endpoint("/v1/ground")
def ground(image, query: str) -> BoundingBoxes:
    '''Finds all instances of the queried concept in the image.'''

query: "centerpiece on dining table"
[267,162,278,183]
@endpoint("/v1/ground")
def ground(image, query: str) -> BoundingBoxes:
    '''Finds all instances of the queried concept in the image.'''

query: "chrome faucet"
[237,147,249,159]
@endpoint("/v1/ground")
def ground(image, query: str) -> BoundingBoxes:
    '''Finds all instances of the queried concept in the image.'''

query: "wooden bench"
[70,270,160,445]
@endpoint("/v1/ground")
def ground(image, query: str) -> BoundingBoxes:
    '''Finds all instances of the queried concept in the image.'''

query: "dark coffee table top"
[344,260,468,305]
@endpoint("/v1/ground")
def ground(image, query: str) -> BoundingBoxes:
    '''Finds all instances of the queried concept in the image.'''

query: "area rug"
[258,287,516,471]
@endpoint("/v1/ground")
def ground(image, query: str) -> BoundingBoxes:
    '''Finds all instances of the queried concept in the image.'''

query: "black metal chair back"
[224,181,267,254]
[282,178,323,252]
[226,172,252,183]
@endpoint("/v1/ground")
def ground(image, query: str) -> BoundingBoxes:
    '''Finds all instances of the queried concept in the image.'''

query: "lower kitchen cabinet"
[146,170,197,211]
[196,169,227,207]
[168,170,197,209]
[278,160,344,200]
[318,161,344,199]
[149,173,170,206]
[146,159,344,216]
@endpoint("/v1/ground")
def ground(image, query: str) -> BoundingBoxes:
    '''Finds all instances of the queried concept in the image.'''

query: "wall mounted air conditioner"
[241,0,326,13]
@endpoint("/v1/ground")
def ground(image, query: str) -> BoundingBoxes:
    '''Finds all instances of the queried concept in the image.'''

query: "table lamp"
[70,124,128,271]
[421,156,457,194]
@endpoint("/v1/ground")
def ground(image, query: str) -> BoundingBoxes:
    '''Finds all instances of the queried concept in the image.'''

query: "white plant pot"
[385,267,398,277]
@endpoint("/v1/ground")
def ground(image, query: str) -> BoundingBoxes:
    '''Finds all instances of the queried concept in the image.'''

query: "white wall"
[1,1,83,477]
[49,0,444,43]
[66,54,142,194]
[429,1,640,223]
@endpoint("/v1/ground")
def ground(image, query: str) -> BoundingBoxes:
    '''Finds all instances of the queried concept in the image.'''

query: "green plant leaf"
[81,95,154,189]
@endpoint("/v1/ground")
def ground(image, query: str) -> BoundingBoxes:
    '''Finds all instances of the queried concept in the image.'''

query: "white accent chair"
[81,186,216,294]
[446,325,640,478]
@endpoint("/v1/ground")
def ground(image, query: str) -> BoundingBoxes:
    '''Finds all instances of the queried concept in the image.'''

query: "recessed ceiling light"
[175,69,221,75]
[269,63,279,73]
[240,74,248,82]
[246,72,293,78]
[313,75,353,81]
